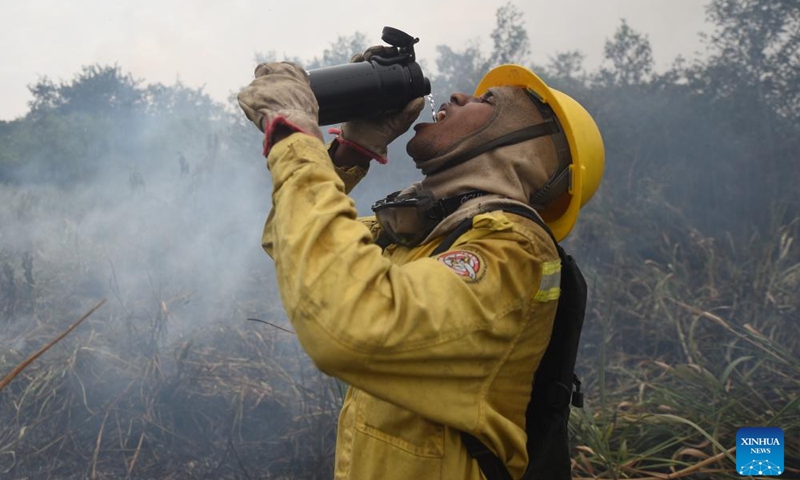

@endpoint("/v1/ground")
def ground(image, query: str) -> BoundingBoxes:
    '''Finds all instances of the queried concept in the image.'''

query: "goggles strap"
[435,190,492,218]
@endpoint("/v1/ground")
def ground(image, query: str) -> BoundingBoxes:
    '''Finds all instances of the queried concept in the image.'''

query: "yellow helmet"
[475,65,605,241]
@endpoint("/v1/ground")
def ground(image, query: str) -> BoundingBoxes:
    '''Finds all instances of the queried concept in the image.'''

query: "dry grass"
[0,291,339,479]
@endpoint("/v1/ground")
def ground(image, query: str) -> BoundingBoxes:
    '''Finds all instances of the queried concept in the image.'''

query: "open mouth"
[436,109,447,122]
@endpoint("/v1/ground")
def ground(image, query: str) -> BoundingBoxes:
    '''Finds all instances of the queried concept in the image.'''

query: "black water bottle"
[308,27,431,126]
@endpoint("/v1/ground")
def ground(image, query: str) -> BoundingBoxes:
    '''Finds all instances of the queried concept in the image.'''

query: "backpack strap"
[431,205,551,256]
[461,433,513,480]
[430,216,476,256]
[499,205,557,245]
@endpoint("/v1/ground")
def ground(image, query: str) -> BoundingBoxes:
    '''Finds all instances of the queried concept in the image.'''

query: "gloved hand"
[335,47,425,164]
[237,62,324,156]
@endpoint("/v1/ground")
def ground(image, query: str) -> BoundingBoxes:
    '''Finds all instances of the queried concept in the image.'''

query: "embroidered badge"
[437,250,486,282]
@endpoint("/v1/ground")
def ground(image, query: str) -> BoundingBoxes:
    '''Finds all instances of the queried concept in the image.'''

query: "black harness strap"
[430,216,475,256]
[462,433,513,480]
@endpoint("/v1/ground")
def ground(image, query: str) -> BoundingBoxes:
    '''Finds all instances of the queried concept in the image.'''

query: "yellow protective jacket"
[262,133,561,480]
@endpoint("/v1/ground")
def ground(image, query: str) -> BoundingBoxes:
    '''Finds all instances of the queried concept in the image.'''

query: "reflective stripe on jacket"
[262,133,560,480]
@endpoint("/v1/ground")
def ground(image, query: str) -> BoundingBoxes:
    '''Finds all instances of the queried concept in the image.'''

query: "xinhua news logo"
[737,427,784,476]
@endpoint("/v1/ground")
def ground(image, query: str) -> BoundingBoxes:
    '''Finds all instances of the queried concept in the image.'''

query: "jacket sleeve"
[262,140,373,257]
[262,133,552,431]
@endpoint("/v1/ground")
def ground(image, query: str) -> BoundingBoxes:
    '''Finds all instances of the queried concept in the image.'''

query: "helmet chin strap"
[420,121,560,176]
[525,91,573,208]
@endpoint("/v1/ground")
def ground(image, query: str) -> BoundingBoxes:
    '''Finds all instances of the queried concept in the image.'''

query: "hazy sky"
[1,0,711,121]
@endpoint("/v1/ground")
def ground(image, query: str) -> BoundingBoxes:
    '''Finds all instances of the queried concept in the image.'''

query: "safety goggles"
[372,189,491,248]
[372,190,445,248]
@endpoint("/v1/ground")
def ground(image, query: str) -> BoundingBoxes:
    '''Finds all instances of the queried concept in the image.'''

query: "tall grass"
[569,211,800,479]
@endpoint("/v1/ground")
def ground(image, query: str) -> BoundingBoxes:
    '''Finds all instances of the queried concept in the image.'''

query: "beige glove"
[336,47,425,164]
[238,62,324,155]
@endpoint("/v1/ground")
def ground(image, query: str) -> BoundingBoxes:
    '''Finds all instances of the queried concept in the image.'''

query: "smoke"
[0,72,352,478]
[1,106,276,335]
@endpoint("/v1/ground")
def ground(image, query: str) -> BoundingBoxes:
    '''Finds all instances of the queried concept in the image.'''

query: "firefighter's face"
[406,92,496,162]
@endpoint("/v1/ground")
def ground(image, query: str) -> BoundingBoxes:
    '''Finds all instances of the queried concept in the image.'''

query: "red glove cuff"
[262,116,317,157]
[327,128,388,165]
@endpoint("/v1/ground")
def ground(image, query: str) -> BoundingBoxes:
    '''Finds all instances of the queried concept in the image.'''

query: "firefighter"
[238,60,604,480]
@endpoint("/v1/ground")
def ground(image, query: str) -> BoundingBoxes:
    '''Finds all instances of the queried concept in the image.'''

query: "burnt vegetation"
[1,1,798,478]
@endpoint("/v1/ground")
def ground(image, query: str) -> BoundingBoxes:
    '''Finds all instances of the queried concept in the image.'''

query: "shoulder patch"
[437,250,487,283]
